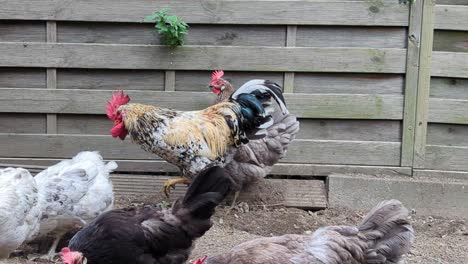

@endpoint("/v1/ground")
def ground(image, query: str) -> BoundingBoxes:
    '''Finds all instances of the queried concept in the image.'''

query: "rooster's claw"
[163,177,192,198]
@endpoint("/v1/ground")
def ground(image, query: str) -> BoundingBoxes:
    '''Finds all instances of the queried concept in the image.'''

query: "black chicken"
[60,166,231,264]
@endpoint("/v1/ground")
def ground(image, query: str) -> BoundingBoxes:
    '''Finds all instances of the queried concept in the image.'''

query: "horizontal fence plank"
[0,68,46,88]
[430,77,468,100]
[431,51,468,78]
[429,98,468,124]
[0,158,412,176]
[0,42,407,73]
[0,0,409,26]
[0,134,401,166]
[58,23,287,47]
[294,73,404,94]
[0,89,404,120]
[414,169,468,181]
[296,26,407,48]
[423,145,468,171]
[0,21,45,42]
[435,5,468,31]
[433,30,468,53]
[427,123,468,147]
[0,113,46,134]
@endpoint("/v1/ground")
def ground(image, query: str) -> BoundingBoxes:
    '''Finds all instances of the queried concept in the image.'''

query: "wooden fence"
[0,0,467,183]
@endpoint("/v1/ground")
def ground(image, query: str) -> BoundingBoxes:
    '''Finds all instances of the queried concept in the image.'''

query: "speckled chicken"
[209,70,300,204]
[28,151,117,260]
[0,168,41,259]
[60,166,231,264]
[107,79,289,196]
[194,199,414,264]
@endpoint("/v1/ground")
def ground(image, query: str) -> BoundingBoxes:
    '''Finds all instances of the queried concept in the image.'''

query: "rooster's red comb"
[106,90,130,120]
[211,70,224,84]
[192,256,208,264]
[60,247,82,264]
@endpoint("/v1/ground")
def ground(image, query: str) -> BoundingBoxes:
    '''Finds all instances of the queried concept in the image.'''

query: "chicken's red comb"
[192,256,208,264]
[60,247,82,264]
[106,90,130,120]
[211,70,224,84]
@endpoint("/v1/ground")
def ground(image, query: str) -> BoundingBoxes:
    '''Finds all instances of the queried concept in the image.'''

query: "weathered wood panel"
[0,0,410,26]
[57,114,109,135]
[436,0,468,4]
[0,114,46,133]
[428,98,468,124]
[0,89,404,120]
[294,73,404,94]
[0,43,407,73]
[0,21,45,42]
[424,145,468,171]
[435,5,468,31]
[58,23,286,46]
[433,30,468,53]
[296,119,401,142]
[427,123,468,147]
[432,51,468,78]
[296,27,407,48]
[57,69,165,90]
[0,68,46,88]
[0,134,401,166]
[175,71,284,92]
[430,77,468,99]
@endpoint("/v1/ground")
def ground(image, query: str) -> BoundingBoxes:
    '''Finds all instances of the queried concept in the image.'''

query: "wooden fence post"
[413,0,436,169]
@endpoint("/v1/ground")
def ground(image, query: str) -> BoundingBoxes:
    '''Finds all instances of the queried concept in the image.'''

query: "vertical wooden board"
[0,21,46,42]
[57,114,110,135]
[294,73,404,94]
[175,71,284,92]
[433,30,468,53]
[401,0,423,167]
[283,25,296,93]
[427,123,468,146]
[414,0,436,168]
[296,119,401,142]
[296,26,407,48]
[0,68,46,88]
[56,69,165,90]
[58,22,286,46]
[430,77,468,99]
[164,71,175,92]
[0,114,46,133]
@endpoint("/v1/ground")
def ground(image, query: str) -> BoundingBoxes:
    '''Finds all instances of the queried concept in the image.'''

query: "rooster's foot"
[163,177,192,197]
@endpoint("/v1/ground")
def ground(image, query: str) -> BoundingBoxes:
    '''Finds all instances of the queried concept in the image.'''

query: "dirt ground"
[2,197,467,264]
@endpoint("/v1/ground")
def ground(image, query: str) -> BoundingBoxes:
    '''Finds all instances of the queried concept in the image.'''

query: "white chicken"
[0,168,41,259]
[27,151,117,260]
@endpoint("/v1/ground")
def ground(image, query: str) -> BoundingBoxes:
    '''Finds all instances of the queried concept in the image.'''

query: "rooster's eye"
[220,85,225,90]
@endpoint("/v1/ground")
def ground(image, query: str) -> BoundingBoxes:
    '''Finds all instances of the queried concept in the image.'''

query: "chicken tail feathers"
[173,166,231,221]
[358,199,414,263]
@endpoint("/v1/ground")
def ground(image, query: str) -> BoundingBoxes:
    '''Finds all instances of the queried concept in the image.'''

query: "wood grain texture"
[434,5,468,30]
[0,134,401,166]
[283,25,296,93]
[424,145,468,171]
[164,71,175,92]
[414,169,468,181]
[56,69,165,90]
[432,51,468,78]
[58,23,286,46]
[433,30,468,53]
[428,98,468,124]
[0,89,404,120]
[401,0,423,167]
[430,77,468,99]
[294,73,404,94]
[0,0,409,25]
[413,0,436,169]
[57,114,109,135]
[296,26,407,48]
[0,68,46,88]
[0,21,45,42]
[0,114,46,133]
[0,43,407,73]
[427,123,468,147]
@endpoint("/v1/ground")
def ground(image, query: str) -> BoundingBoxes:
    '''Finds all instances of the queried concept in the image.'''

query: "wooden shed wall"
[0,0,466,179]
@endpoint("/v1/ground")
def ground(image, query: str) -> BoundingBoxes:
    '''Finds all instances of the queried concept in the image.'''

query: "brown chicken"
[107,80,289,196]
[193,199,414,264]
[209,70,300,207]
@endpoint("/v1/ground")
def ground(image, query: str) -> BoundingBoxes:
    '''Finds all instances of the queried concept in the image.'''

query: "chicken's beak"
[82,257,87,264]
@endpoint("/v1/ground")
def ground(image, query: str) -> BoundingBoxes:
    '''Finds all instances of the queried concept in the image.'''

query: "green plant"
[144,8,189,48]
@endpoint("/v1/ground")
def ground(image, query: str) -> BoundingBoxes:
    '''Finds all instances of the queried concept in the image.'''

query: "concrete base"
[328,174,468,218]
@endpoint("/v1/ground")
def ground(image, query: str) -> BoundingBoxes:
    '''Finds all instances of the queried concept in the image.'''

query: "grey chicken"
[194,199,414,264]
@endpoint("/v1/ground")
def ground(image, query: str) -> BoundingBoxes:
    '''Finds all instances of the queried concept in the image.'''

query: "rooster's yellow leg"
[163,177,192,197]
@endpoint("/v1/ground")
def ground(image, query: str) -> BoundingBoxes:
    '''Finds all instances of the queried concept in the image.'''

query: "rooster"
[107,79,288,196]
[209,70,300,208]
[0,168,41,259]
[60,166,231,264]
[28,151,117,260]
[193,199,414,264]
